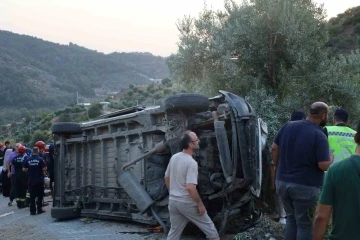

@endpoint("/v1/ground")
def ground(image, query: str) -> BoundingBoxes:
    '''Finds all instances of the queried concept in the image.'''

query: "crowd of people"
[1,104,358,239]
[272,104,359,240]
[163,103,359,240]
[0,141,55,215]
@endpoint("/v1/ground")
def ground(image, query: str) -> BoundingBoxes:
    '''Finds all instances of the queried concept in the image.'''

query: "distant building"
[78,103,91,108]
[100,102,111,110]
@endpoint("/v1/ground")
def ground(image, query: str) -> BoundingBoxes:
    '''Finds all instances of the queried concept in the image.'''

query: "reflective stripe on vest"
[326,126,357,163]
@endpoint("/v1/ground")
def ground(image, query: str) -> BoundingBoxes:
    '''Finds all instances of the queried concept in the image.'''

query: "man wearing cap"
[325,109,356,163]
[291,110,305,121]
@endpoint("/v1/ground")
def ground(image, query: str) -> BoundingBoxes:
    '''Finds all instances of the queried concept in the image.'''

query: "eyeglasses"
[191,139,200,143]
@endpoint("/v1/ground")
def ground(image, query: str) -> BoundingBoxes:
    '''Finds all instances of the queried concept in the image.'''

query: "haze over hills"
[327,6,360,55]
[0,30,169,109]
[0,4,359,111]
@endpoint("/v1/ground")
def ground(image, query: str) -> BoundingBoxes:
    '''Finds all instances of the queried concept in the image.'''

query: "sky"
[0,0,358,57]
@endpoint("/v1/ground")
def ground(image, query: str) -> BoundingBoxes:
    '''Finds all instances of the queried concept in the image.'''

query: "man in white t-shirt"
[164,131,219,240]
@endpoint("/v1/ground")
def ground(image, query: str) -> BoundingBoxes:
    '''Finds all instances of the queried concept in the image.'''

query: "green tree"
[87,102,103,119]
[163,88,171,95]
[30,130,50,147]
[22,133,32,145]
[161,78,172,86]
[58,113,72,122]
[168,0,360,136]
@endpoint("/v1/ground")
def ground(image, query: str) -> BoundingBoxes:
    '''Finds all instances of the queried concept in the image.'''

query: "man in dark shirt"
[272,102,333,240]
[23,147,47,215]
[313,120,360,240]
[270,110,306,224]
[12,145,28,208]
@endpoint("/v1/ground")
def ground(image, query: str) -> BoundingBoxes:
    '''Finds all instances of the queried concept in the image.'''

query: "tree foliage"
[327,6,360,54]
[87,102,103,119]
[168,0,360,136]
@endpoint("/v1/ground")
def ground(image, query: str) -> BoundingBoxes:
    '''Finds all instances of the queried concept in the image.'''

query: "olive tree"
[168,0,360,130]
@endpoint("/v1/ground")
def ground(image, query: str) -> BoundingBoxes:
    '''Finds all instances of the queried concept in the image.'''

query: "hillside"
[0,30,169,109]
[327,6,360,54]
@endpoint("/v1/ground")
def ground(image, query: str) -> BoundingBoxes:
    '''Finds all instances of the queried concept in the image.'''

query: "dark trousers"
[1,170,11,197]
[29,183,44,214]
[276,180,320,240]
[10,174,15,201]
[15,172,28,208]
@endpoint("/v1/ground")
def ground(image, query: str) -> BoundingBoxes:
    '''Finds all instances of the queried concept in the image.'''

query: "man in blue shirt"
[23,147,47,215]
[271,102,333,240]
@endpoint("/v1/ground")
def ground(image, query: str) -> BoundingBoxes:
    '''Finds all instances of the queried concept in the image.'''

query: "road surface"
[0,195,233,240]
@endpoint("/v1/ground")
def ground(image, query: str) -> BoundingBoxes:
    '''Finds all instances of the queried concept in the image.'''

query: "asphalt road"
[0,195,170,240]
[0,195,233,240]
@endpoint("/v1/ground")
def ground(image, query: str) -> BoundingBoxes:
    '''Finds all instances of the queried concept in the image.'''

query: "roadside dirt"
[233,214,285,240]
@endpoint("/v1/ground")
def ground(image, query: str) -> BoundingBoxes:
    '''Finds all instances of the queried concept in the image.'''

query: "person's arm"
[272,126,284,168]
[318,158,333,171]
[186,183,203,204]
[313,204,332,240]
[164,176,170,189]
[269,162,276,190]
[6,160,11,173]
[41,159,47,176]
[22,158,28,172]
[271,143,279,168]
[164,161,171,189]
[185,163,206,215]
[6,157,12,177]
[317,133,333,171]
[186,183,205,215]
[312,166,334,239]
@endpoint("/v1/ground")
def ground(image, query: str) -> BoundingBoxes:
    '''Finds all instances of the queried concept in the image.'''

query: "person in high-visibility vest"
[325,109,356,163]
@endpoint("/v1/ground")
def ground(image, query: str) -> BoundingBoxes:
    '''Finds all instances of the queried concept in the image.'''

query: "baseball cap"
[334,109,349,122]
[291,111,305,121]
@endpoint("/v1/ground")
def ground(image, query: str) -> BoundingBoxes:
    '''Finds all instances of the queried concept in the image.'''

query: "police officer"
[325,109,357,163]
[12,145,28,208]
[23,147,47,215]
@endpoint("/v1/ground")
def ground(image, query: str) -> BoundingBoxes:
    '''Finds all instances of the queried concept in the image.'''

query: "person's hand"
[198,203,206,216]
[270,164,276,191]
[270,181,276,191]
[330,151,334,164]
